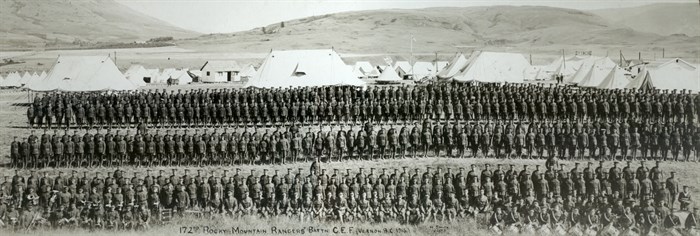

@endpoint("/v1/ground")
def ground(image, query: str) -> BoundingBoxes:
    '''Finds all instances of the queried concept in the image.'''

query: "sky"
[115,0,696,34]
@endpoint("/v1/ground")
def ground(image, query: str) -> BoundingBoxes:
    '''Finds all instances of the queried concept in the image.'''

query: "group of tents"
[0,71,47,88]
[546,55,699,92]
[349,60,450,84]
[1,49,696,92]
[436,51,536,83]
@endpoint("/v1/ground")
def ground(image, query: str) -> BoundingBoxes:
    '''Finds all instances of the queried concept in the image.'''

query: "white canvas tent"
[437,53,468,79]
[394,61,412,79]
[27,56,136,91]
[596,66,630,89]
[436,61,449,72]
[412,61,435,80]
[123,65,149,86]
[158,68,192,85]
[626,58,699,93]
[245,49,366,88]
[525,66,549,81]
[39,71,47,80]
[146,69,160,83]
[545,56,579,77]
[353,61,375,78]
[19,71,32,86]
[239,64,257,80]
[566,57,613,84]
[375,65,402,84]
[0,72,22,87]
[452,51,530,83]
[577,57,617,87]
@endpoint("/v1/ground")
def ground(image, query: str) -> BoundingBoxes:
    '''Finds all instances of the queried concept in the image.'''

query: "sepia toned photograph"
[0,0,699,235]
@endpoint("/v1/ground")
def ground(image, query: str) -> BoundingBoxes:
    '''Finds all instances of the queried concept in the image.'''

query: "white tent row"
[627,58,699,93]
[352,61,379,78]
[566,57,616,85]
[450,51,531,83]
[1,71,46,88]
[0,72,22,87]
[245,49,366,88]
[26,56,137,91]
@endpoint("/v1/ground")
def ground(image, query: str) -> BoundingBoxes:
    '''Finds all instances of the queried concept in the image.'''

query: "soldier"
[678,186,692,211]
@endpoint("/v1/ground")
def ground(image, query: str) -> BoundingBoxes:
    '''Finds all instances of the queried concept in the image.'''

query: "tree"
[281,21,285,28]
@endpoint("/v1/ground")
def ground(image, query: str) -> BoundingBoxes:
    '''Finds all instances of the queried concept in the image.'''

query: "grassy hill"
[592,3,700,37]
[0,0,198,49]
[177,5,698,58]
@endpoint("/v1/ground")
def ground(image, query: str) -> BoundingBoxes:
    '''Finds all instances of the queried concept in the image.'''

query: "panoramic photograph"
[0,0,698,235]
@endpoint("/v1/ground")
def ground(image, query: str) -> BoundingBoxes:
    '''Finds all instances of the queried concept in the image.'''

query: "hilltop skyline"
[116,0,697,34]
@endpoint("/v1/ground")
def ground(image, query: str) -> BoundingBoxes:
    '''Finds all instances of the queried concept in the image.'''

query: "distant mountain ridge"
[0,0,198,49]
[176,5,697,55]
[592,3,700,37]
[0,1,697,57]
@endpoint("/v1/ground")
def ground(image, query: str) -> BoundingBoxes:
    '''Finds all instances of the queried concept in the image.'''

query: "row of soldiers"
[25,83,699,129]
[0,160,694,231]
[9,119,700,168]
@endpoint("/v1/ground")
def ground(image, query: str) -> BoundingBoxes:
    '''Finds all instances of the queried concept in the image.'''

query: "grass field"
[0,85,699,236]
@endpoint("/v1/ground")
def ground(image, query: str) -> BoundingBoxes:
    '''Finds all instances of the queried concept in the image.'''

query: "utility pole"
[114,51,117,64]
[434,52,438,72]
[409,35,414,76]
[562,49,566,69]
[619,50,623,67]
[662,48,665,58]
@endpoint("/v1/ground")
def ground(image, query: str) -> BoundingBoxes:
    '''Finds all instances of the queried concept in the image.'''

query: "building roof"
[200,60,242,72]
[245,49,366,88]
[26,56,137,91]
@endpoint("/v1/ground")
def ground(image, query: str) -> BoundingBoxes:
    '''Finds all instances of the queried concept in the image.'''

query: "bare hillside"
[0,0,198,49]
[592,3,700,37]
[177,5,697,55]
